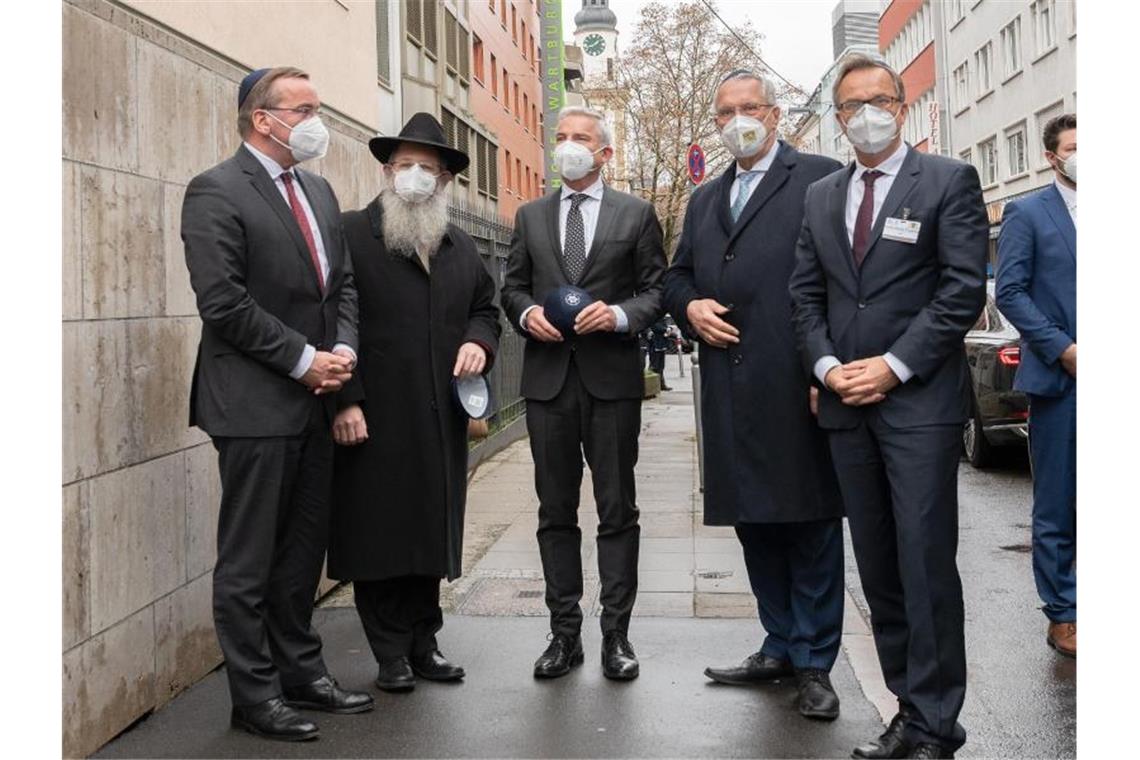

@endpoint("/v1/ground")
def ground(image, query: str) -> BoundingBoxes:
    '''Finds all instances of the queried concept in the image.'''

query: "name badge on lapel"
[883,210,921,244]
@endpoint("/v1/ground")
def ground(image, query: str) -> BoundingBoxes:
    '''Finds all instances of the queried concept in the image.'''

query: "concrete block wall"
[62,1,381,756]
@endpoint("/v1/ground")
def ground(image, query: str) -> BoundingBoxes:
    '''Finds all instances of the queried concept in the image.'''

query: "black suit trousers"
[827,411,967,751]
[526,358,641,636]
[353,576,443,661]
[211,402,331,706]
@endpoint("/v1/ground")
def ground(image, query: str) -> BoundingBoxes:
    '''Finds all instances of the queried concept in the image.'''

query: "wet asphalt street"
[93,362,1074,758]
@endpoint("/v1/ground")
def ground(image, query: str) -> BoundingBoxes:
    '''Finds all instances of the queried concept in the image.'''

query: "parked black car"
[963,282,1029,467]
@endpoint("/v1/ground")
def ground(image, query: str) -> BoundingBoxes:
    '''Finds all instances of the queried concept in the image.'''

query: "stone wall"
[62,1,381,756]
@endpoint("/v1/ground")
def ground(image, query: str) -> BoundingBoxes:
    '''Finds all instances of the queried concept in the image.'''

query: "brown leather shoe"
[1047,621,1076,658]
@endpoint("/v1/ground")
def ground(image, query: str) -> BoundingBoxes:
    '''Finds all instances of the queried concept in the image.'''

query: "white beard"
[379,186,451,256]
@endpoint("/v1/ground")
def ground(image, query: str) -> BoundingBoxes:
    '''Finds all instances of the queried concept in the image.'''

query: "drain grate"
[696,570,733,579]
[515,590,544,599]
[999,544,1032,553]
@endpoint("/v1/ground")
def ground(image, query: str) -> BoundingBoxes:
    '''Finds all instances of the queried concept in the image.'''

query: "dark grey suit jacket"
[501,185,666,401]
[182,145,358,437]
[789,145,988,430]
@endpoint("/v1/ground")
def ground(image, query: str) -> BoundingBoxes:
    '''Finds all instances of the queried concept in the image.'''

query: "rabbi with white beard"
[328,113,501,693]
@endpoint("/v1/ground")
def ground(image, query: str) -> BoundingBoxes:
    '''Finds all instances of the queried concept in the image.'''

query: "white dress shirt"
[243,142,353,378]
[730,141,780,210]
[520,175,629,333]
[814,140,914,387]
[1054,177,1076,226]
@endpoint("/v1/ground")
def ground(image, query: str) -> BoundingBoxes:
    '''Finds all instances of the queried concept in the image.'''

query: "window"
[1001,17,1022,78]
[978,137,998,185]
[523,93,530,131]
[444,10,459,73]
[1031,0,1056,55]
[959,147,973,169]
[375,0,390,86]
[516,158,523,195]
[521,21,528,60]
[473,35,484,83]
[489,0,495,13]
[488,142,499,198]
[423,0,438,58]
[1006,123,1028,176]
[504,149,512,191]
[948,0,964,25]
[500,0,507,27]
[513,82,520,118]
[1034,100,1064,167]
[502,69,509,110]
[974,42,993,96]
[511,4,518,45]
[407,0,423,44]
[952,62,970,111]
[490,54,498,97]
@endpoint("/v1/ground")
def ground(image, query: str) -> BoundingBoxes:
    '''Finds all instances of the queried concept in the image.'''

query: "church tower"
[570,0,629,190]
[573,0,619,84]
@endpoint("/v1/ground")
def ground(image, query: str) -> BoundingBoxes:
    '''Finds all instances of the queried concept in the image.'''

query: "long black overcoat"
[663,142,844,525]
[329,198,500,581]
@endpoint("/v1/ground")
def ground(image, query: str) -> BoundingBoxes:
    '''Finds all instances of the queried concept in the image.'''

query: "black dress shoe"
[534,633,584,678]
[284,675,374,714]
[411,649,466,681]
[375,656,416,692]
[795,668,839,720]
[601,631,639,680]
[852,710,913,759]
[231,697,319,742]
[704,651,794,685]
[908,743,954,759]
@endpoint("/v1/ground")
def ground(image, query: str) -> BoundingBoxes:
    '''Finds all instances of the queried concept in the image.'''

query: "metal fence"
[448,200,526,435]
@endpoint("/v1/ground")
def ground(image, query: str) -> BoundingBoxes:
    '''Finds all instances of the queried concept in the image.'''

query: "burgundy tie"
[280,172,325,291]
[852,169,883,268]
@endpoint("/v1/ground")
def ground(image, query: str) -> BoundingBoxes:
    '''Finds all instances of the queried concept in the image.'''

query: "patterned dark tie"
[852,169,883,268]
[564,193,588,282]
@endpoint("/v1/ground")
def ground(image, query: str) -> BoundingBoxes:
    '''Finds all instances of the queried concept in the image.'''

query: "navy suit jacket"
[789,145,989,430]
[994,184,1076,398]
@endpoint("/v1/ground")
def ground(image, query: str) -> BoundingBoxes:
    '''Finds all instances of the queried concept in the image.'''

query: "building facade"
[879,0,952,155]
[789,41,883,165]
[942,0,1077,220]
[468,0,546,217]
[833,0,881,57]
[62,1,398,755]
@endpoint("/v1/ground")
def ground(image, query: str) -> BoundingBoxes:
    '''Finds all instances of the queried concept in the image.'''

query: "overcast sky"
[560,0,839,99]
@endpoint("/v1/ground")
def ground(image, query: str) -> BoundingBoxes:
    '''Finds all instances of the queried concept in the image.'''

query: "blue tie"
[731,171,760,222]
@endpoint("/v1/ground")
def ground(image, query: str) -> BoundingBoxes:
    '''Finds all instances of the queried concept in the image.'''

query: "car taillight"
[997,346,1020,366]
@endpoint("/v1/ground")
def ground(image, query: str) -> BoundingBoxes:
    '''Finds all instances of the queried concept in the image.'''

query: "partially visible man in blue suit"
[995,113,1077,659]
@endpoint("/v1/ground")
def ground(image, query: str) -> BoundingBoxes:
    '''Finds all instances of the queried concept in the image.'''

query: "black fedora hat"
[369,112,470,174]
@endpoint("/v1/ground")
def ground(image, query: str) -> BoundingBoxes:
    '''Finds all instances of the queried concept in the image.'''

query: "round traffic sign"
[687,143,706,184]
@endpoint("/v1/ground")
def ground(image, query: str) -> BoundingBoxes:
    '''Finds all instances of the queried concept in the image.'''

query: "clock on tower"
[583,33,606,57]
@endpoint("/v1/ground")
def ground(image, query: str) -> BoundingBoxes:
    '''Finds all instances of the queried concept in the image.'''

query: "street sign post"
[687,143,705,185]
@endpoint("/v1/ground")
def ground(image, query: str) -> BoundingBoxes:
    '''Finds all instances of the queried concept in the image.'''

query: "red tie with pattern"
[852,169,883,268]
[280,172,325,291]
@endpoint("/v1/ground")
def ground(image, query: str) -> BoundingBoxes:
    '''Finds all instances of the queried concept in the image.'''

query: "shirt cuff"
[332,343,357,368]
[610,305,629,332]
[520,304,539,333]
[883,352,914,384]
[289,344,316,380]
[814,355,841,386]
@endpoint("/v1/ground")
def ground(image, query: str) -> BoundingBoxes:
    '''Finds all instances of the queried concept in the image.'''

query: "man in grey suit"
[789,55,987,759]
[182,67,372,741]
[501,106,666,681]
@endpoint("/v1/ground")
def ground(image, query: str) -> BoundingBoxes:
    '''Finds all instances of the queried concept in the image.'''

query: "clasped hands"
[824,356,900,406]
[301,348,356,395]
[525,301,617,342]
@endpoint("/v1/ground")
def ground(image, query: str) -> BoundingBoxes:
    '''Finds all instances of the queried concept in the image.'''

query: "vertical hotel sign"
[541,0,565,191]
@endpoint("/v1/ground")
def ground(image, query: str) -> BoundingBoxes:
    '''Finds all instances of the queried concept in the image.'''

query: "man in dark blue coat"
[996,113,1077,659]
[663,70,846,722]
